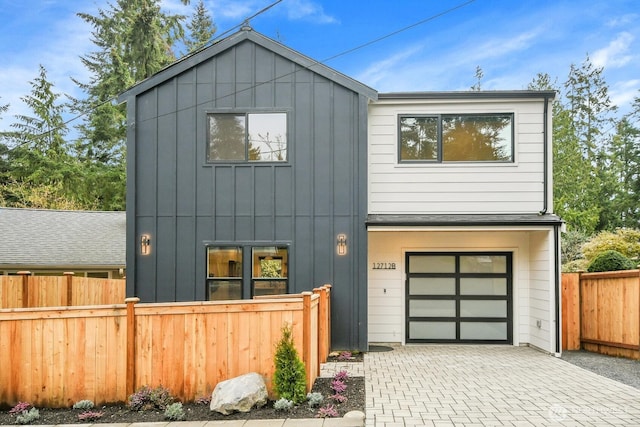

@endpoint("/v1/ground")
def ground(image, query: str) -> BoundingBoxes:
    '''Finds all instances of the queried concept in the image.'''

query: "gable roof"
[118,26,377,102]
[0,208,126,269]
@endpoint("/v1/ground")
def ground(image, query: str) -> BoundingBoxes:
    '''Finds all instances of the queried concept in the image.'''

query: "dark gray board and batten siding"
[119,29,377,350]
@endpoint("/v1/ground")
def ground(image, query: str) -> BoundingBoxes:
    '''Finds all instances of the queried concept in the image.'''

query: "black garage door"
[406,252,512,343]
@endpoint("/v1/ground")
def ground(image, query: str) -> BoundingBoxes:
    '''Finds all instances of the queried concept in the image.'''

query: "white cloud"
[209,0,255,20]
[355,45,424,89]
[606,14,638,28]
[610,79,640,111]
[0,5,95,133]
[592,32,634,69]
[284,0,337,24]
[209,0,337,24]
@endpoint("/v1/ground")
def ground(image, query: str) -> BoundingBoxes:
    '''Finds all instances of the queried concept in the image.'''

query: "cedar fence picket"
[0,278,331,408]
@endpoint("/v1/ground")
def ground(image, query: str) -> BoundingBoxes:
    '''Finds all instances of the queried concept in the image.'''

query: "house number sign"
[372,262,396,270]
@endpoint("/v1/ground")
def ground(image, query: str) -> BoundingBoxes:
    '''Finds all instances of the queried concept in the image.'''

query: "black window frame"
[205,244,290,301]
[398,113,515,163]
[206,111,288,163]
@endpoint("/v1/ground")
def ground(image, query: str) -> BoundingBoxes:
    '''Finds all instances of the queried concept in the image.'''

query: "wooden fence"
[0,273,125,308]
[0,284,331,408]
[562,270,640,359]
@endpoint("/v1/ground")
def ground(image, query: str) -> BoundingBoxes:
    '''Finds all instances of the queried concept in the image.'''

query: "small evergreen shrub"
[16,408,40,425]
[273,324,307,404]
[273,398,294,411]
[77,411,104,421]
[128,385,174,410]
[72,400,95,410]
[587,250,636,272]
[164,402,186,421]
[307,392,324,407]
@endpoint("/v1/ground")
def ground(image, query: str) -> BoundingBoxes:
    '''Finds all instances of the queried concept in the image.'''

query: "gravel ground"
[561,350,640,389]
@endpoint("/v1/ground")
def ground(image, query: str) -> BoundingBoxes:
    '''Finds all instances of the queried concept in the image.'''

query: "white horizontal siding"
[368,98,548,214]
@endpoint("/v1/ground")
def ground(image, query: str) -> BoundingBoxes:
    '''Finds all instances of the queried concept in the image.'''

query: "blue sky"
[0,0,638,133]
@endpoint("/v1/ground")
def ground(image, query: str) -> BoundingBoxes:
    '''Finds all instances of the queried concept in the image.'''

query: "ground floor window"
[252,247,288,297]
[406,252,512,344]
[207,245,288,301]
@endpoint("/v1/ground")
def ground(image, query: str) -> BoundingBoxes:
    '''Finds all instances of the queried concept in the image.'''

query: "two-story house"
[118,26,562,354]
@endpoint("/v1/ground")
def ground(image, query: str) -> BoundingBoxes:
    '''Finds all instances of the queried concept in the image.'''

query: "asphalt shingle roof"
[0,208,125,268]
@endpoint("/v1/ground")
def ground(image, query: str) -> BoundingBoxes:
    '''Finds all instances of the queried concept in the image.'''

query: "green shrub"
[561,229,590,264]
[16,408,40,425]
[307,392,324,407]
[273,324,307,404]
[562,258,589,273]
[586,250,636,272]
[72,400,95,410]
[582,229,640,262]
[164,402,186,421]
[273,398,294,411]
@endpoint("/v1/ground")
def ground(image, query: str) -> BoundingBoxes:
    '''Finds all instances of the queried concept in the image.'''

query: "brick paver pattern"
[364,345,640,426]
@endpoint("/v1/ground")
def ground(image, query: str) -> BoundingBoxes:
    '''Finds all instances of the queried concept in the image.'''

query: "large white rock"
[209,372,268,415]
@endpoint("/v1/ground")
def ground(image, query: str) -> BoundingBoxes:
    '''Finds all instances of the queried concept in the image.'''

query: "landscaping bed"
[0,375,364,425]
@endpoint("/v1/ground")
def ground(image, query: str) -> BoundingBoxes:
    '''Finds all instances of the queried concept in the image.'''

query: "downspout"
[538,93,552,215]
[554,224,561,354]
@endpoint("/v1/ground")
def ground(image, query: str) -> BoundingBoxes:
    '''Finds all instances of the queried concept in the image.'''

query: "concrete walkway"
[365,345,640,426]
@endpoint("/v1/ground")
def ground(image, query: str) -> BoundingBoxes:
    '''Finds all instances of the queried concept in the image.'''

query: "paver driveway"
[365,345,640,426]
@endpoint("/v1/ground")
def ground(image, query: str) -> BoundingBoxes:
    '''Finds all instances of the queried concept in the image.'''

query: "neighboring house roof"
[118,26,378,102]
[0,208,126,269]
[366,213,564,227]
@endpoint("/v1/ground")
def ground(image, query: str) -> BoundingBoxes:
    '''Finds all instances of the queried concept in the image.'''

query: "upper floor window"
[207,112,287,162]
[399,114,513,163]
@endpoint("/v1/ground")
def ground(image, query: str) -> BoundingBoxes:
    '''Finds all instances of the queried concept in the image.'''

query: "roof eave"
[366,214,564,228]
[377,90,556,101]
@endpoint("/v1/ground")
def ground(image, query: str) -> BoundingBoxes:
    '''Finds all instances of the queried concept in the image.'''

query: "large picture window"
[399,114,513,163]
[207,112,287,162]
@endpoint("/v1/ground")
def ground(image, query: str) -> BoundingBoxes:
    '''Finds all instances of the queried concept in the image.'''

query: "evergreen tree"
[71,0,190,210]
[0,98,10,184]
[184,0,216,54]
[0,66,85,208]
[600,118,640,229]
[544,57,616,233]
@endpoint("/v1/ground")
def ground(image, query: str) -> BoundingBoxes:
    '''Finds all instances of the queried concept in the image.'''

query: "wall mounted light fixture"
[140,234,151,255]
[337,233,347,256]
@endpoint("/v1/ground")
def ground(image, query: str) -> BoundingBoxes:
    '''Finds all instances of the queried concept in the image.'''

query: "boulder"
[210,372,268,415]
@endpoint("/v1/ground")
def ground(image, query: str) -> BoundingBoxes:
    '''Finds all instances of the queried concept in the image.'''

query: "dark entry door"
[406,252,512,343]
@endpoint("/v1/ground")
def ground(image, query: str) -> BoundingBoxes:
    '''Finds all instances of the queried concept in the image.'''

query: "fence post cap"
[63,272,75,276]
[125,297,141,304]
[17,271,31,275]
[301,291,313,296]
